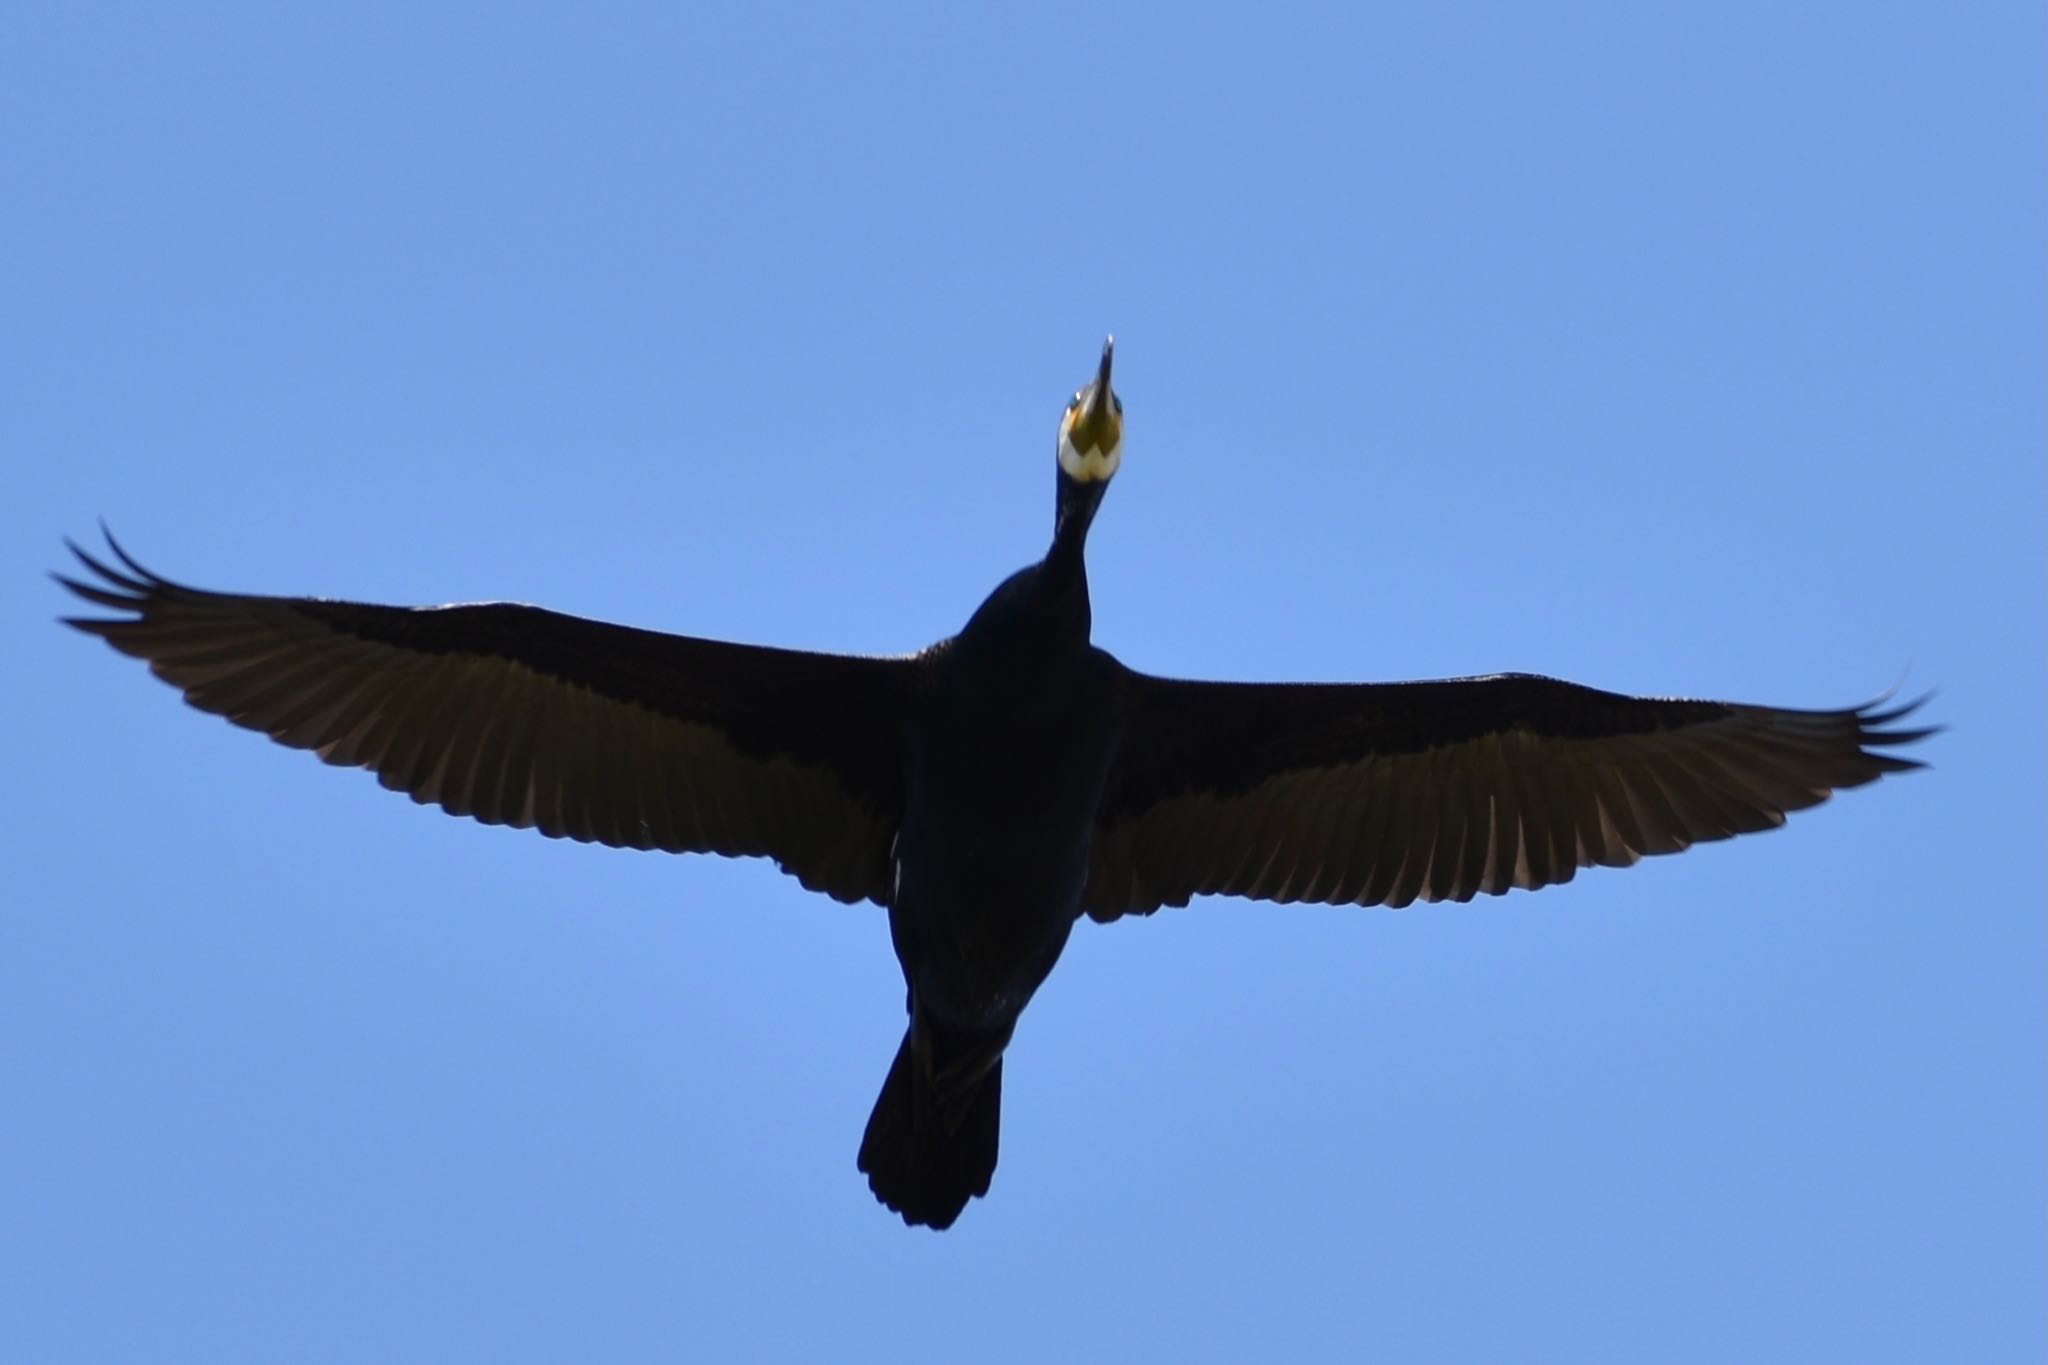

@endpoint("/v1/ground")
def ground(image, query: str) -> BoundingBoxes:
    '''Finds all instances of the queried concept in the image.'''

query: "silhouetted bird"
[57,339,1930,1229]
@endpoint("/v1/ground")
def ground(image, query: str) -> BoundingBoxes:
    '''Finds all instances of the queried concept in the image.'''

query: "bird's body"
[895,479,1112,1005]
[57,340,1931,1229]
[894,606,1110,1034]
[860,395,1127,1222]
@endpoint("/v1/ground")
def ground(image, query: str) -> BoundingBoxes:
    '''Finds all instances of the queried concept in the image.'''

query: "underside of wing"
[1084,670,1933,920]
[58,534,917,905]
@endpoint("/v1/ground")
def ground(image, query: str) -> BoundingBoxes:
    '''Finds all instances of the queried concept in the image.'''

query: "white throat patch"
[1058,432,1122,484]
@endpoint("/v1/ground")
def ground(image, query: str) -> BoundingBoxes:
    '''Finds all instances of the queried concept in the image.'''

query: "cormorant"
[56,339,1931,1229]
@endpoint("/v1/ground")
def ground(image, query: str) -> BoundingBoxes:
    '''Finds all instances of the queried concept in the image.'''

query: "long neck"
[1052,468,1104,571]
[1029,468,1102,639]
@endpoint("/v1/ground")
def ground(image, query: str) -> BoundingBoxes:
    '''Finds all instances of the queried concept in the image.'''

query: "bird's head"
[1057,337,1123,486]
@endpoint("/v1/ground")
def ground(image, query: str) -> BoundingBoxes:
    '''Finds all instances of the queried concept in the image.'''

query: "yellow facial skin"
[1057,358,1123,485]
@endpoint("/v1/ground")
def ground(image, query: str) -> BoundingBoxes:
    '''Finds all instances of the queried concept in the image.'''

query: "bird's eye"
[1112,395,1123,415]
[1067,392,1082,412]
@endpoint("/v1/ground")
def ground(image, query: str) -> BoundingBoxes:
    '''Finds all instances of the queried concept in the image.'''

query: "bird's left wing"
[59,535,915,905]
[1083,669,1931,920]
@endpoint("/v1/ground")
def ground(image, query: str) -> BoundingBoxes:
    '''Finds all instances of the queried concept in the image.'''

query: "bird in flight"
[57,339,1930,1229]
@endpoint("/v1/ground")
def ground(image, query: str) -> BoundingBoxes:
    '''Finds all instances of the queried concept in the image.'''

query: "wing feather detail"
[1085,669,1932,920]
[59,534,914,904]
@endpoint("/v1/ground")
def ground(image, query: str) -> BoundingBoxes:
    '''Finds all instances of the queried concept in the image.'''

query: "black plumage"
[56,340,1931,1229]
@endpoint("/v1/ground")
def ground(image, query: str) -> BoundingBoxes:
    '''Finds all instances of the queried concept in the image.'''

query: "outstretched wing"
[59,534,916,904]
[1084,670,1932,919]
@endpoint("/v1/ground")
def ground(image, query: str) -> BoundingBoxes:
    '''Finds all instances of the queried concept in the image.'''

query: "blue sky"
[5,3,2040,1360]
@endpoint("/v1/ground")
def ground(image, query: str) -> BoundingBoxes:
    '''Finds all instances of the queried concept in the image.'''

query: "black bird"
[57,339,1930,1229]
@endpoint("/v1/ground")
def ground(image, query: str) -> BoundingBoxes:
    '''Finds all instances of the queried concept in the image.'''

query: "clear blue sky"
[5,3,2040,1361]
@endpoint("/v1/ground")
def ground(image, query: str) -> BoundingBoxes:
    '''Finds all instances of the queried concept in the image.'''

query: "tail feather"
[857,1027,1002,1230]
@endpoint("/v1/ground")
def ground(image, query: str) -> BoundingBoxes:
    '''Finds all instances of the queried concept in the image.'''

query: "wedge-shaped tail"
[858,1023,1004,1230]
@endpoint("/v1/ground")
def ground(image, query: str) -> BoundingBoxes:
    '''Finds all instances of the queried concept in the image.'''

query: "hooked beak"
[1089,336,1115,411]
[1071,336,1121,451]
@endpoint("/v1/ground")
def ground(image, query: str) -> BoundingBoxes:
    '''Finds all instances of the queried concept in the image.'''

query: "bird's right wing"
[59,535,916,905]
[1083,669,1931,920]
